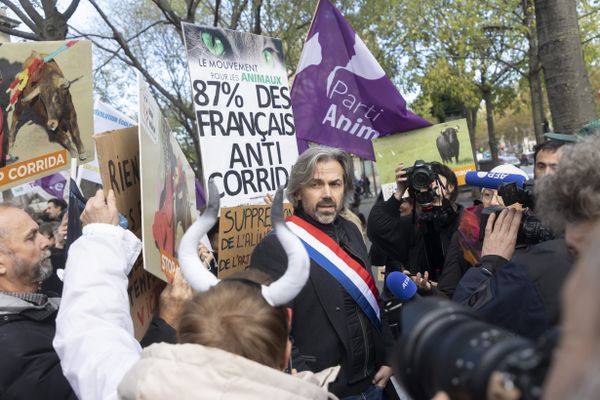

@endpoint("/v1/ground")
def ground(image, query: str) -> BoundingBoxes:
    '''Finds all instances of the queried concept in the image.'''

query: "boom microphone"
[465,171,527,190]
[386,271,418,302]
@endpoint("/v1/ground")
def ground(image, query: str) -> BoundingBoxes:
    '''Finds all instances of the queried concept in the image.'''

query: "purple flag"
[34,173,67,199]
[291,0,431,160]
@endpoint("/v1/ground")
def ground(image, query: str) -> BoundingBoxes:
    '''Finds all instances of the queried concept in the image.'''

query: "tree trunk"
[535,0,598,133]
[482,87,499,163]
[524,0,545,144]
[463,105,479,163]
[252,0,262,35]
[529,66,545,144]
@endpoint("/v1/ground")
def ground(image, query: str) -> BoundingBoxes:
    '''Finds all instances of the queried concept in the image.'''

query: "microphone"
[465,171,527,190]
[386,271,418,302]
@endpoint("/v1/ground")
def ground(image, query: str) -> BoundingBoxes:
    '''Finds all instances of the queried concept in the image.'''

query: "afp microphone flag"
[291,0,431,160]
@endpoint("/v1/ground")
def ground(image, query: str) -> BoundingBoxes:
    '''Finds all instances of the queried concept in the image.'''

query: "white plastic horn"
[178,180,220,292]
[261,187,310,306]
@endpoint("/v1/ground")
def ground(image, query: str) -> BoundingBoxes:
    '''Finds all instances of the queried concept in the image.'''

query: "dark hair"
[535,135,600,232]
[38,222,55,240]
[48,198,68,211]
[431,162,458,202]
[533,141,564,164]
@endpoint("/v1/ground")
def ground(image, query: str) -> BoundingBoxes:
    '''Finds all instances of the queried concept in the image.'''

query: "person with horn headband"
[250,146,393,400]
[53,183,339,400]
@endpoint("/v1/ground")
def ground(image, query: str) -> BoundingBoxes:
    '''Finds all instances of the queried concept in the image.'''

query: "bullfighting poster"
[138,75,197,283]
[373,119,475,200]
[0,40,94,190]
[182,23,298,207]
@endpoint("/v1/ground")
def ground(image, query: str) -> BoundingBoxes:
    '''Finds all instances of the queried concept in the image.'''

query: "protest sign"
[95,127,142,236]
[182,24,298,207]
[138,75,197,283]
[218,204,293,278]
[95,125,164,339]
[0,40,94,190]
[373,119,476,199]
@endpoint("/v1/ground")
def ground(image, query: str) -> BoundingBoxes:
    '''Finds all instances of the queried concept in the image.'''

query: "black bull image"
[7,51,87,161]
[436,127,459,164]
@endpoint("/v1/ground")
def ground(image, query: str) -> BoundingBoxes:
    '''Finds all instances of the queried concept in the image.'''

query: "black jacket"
[0,299,76,400]
[453,239,572,339]
[367,194,462,283]
[250,209,385,398]
[0,293,176,400]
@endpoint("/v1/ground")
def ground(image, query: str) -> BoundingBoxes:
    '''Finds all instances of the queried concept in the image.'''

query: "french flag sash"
[286,215,381,329]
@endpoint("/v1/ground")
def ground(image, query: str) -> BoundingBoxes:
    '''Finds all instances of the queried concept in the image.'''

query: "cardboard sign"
[373,119,476,199]
[217,204,292,278]
[95,127,142,237]
[95,125,162,339]
[0,40,94,190]
[138,75,197,283]
[182,24,298,207]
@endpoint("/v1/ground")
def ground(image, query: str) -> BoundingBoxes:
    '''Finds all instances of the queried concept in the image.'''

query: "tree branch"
[62,0,80,19]
[18,0,44,26]
[0,0,41,34]
[88,0,194,121]
[0,24,38,40]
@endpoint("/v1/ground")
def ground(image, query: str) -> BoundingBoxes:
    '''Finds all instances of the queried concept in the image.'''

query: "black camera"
[406,160,435,192]
[498,180,536,209]
[405,160,438,207]
[479,206,554,246]
[390,297,553,400]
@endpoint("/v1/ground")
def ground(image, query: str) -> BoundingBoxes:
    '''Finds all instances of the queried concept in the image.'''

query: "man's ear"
[447,183,456,196]
[0,253,9,276]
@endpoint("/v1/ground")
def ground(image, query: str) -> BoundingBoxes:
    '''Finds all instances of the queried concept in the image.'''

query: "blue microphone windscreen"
[386,271,417,302]
[465,171,527,190]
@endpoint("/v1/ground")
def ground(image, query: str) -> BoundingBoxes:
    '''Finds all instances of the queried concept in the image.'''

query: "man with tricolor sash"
[251,146,392,399]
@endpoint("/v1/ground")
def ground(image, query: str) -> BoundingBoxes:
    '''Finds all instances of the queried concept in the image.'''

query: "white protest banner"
[138,74,197,282]
[182,24,298,207]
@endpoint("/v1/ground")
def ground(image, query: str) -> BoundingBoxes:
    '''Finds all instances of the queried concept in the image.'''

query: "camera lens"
[394,298,534,400]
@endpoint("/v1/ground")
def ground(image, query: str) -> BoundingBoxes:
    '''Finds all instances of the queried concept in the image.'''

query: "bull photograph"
[436,126,460,164]
[373,119,476,195]
[0,40,94,189]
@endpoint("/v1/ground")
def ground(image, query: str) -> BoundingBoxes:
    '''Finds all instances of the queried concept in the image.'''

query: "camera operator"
[437,164,529,299]
[452,167,572,340]
[367,161,461,294]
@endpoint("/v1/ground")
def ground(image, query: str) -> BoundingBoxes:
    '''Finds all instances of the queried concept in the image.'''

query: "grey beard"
[13,250,53,285]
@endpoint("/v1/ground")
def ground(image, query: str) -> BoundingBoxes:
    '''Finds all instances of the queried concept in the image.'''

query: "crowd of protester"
[1,119,600,399]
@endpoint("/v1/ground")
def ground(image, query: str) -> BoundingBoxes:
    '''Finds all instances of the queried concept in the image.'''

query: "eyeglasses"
[481,190,505,205]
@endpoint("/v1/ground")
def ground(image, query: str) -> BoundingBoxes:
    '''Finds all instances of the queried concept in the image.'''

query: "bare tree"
[0,0,79,40]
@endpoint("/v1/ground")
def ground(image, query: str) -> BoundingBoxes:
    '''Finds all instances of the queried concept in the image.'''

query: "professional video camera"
[465,171,554,245]
[497,180,535,209]
[383,278,554,400]
[480,205,554,246]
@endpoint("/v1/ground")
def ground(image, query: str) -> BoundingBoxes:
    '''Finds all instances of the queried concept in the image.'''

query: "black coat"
[250,210,385,398]
[0,307,76,400]
[0,300,175,400]
[367,194,462,284]
[453,239,572,339]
